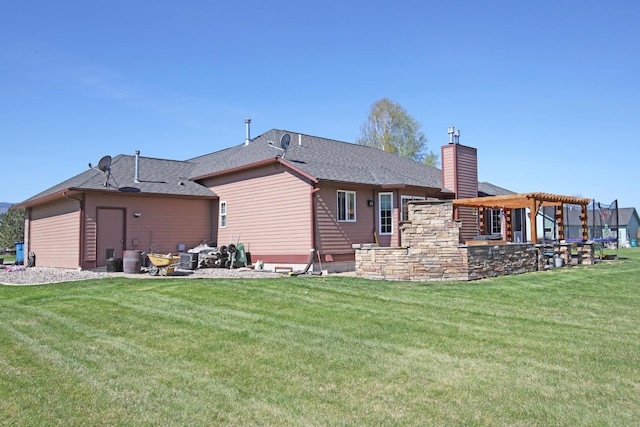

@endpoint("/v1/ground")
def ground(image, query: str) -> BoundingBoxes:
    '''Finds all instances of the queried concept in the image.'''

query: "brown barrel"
[123,250,142,274]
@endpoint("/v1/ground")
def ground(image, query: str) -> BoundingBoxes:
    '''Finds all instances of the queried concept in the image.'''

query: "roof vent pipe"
[447,126,461,144]
[244,118,251,145]
[134,150,140,183]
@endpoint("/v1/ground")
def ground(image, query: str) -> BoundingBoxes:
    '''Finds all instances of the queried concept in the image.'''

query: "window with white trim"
[379,192,393,234]
[401,195,425,221]
[337,190,356,222]
[220,201,227,228]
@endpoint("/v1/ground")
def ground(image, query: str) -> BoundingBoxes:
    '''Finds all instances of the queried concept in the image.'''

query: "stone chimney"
[441,127,478,242]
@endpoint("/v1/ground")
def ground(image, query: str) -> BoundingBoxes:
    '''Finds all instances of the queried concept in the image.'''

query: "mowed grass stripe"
[0,304,305,425]
[0,248,638,425]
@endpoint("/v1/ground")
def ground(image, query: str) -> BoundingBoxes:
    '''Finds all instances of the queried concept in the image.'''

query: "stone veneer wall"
[467,244,538,280]
[354,200,539,281]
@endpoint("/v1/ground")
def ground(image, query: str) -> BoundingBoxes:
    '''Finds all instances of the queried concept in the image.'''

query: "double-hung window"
[401,195,425,221]
[337,190,356,222]
[379,192,393,234]
[220,201,227,228]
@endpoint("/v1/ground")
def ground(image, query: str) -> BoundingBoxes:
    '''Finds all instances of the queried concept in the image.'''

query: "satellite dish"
[97,155,112,173]
[88,155,113,187]
[280,134,290,151]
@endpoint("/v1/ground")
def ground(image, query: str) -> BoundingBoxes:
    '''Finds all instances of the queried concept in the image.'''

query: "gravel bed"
[0,266,112,285]
[0,265,283,285]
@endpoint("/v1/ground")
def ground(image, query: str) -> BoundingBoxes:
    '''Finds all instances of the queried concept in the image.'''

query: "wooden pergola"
[452,192,592,244]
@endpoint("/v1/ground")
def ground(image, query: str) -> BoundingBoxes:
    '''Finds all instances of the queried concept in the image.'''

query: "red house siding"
[25,193,214,270]
[83,193,214,268]
[314,184,377,261]
[28,198,81,269]
[201,164,314,264]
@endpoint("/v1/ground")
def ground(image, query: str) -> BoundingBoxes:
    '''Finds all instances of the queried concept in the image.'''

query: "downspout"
[372,188,377,243]
[26,208,31,263]
[310,185,320,269]
[211,199,216,242]
[64,192,85,269]
[395,188,401,246]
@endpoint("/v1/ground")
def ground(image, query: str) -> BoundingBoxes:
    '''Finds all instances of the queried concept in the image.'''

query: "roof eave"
[14,186,217,209]
[12,188,80,209]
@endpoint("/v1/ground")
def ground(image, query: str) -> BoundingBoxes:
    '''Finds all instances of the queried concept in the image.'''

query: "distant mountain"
[0,202,13,214]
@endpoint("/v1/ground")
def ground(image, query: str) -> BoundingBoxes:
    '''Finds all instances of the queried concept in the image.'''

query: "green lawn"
[1,249,639,426]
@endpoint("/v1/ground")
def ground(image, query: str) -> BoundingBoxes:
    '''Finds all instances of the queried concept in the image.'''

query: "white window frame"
[220,201,227,228]
[401,195,425,221]
[379,192,393,235]
[337,190,356,222]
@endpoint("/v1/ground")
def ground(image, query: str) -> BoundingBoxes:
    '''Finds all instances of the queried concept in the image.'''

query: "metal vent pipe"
[244,118,251,145]
[134,150,140,183]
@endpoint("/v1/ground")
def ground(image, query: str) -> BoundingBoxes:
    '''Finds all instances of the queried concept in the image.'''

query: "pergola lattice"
[452,192,592,243]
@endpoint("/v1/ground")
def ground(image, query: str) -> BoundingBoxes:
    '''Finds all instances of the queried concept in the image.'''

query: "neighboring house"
[618,208,640,246]
[14,127,513,271]
[541,204,639,246]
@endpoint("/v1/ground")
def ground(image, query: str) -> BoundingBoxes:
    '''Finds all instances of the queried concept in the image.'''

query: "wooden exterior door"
[97,208,125,267]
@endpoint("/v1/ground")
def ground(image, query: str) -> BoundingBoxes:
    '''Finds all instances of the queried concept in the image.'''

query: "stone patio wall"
[354,200,539,281]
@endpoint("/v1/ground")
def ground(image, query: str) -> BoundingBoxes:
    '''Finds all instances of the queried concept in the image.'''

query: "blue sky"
[2,0,638,209]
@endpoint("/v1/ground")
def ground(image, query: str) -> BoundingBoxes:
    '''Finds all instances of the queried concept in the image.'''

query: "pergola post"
[529,199,538,244]
[556,205,565,241]
[581,204,589,241]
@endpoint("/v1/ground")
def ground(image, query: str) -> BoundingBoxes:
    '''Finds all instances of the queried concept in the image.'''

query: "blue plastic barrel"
[632,239,637,248]
[15,242,24,264]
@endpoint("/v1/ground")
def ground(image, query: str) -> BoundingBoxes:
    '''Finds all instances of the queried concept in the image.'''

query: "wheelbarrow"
[147,253,181,276]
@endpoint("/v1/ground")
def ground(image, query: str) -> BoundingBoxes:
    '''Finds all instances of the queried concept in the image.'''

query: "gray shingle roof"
[20,128,516,207]
[19,155,215,206]
[618,207,639,226]
[478,182,516,197]
[190,129,447,189]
